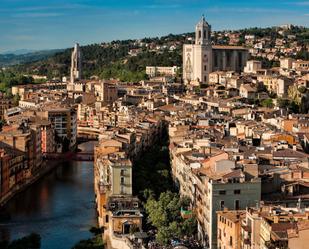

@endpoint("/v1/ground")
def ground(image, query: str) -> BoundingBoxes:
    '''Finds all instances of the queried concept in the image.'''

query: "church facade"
[183,16,249,85]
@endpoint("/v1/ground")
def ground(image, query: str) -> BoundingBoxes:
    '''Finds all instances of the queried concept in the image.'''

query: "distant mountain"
[0,49,64,67]
[1,49,36,55]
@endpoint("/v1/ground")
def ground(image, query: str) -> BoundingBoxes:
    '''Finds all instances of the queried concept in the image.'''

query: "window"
[198,30,201,39]
[120,177,125,184]
[219,190,226,195]
[204,65,207,71]
[229,236,233,246]
[234,189,241,195]
[220,201,225,210]
[105,215,109,223]
[235,200,240,210]
[218,228,221,240]
[120,185,125,195]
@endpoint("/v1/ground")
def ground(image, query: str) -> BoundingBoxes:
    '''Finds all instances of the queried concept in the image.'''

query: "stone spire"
[70,43,82,83]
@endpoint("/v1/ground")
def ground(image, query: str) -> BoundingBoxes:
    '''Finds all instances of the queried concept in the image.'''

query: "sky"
[0,0,308,53]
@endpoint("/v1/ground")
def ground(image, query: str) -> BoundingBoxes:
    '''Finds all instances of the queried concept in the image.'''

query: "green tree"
[145,191,196,245]
[261,98,273,108]
[72,235,103,249]
[277,98,290,109]
[289,101,299,113]
[298,86,307,94]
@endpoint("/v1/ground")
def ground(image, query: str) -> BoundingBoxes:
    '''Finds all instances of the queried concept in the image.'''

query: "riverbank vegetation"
[0,233,41,249]
[71,226,104,249]
[71,235,103,249]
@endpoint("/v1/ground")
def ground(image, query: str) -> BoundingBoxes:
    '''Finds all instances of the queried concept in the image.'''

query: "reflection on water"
[0,143,97,249]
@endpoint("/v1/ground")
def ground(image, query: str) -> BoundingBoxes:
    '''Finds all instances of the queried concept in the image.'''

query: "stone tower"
[70,43,82,83]
[183,15,212,85]
[195,15,211,46]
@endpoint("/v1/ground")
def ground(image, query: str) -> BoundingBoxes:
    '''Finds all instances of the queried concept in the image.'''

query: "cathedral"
[183,16,249,85]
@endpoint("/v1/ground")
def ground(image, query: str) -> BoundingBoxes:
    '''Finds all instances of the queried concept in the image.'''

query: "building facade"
[183,16,249,85]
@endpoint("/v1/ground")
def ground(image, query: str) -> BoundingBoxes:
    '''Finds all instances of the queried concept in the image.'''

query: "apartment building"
[217,210,245,249]
[0,145,26,198]
[94,81,118,104]
[169,126,261,249]
[94,149,142,235]
[0,123,40,177]
[293,60,309,71]
[37,104,77,150]
[0,95,14,121]
[241,206,309,249]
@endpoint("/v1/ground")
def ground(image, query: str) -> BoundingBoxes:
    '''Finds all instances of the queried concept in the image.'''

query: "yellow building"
[94,145,142,235]
[217,210,245,249]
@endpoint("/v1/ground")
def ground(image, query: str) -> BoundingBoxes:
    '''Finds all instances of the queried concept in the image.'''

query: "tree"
[289,101,299,114]
[261,98,273,108]
[3,233,41,249]
[277,98,290,109]
[145,191,197,245]
[295,49,309,60]
[288,85,301,105]
[71,235,103,249]
[12,93,20,106]
[298,86,307,94]
[256,82,267,93]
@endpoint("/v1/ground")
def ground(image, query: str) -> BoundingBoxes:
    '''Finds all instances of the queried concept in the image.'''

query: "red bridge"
[44,152,94,162]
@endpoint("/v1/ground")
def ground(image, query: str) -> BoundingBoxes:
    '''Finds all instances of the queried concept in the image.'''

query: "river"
[0,142,98,249]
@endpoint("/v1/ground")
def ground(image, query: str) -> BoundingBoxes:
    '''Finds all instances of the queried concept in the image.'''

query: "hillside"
[13,33,190,81]
[0,25,308,91]
[0,49,64,67]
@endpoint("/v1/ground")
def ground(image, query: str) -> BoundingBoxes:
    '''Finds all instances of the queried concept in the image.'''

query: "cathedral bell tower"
[195,15,211,46]
[183,15,212,85]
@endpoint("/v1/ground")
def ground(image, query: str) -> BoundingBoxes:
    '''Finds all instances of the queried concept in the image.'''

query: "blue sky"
[0,0,308,53]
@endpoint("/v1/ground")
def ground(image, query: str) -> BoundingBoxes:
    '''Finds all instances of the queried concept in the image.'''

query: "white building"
[146,66,180,77]
[244,60,262,74]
